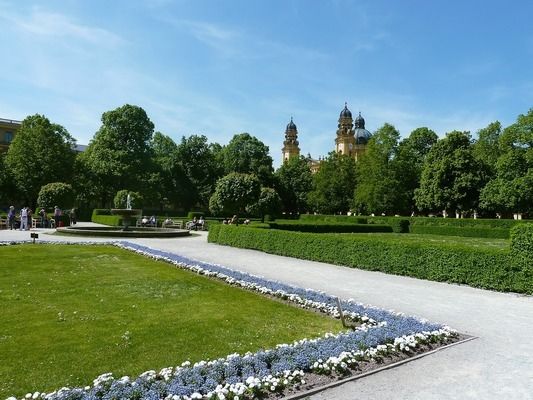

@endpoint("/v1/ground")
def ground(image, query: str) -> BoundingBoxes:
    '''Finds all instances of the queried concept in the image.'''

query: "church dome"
[286,117,297,131]
[354,128,371,144]
[354,112,365,129]
[339,103,352,119]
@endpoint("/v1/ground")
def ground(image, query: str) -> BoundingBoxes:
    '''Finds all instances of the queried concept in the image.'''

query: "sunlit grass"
[0,245,341,398]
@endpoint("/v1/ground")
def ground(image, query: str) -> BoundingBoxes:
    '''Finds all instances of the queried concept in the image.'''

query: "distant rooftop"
[74,144,87,152]
[0,118,22,125]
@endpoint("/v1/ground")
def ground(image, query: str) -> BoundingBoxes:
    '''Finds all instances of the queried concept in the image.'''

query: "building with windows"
[0,118,21,153]
[281,103,372,171]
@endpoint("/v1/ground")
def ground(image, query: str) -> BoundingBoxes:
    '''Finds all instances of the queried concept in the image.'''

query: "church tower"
[282,117,300,162]
[335,103,356,157]
[352,111,372,161]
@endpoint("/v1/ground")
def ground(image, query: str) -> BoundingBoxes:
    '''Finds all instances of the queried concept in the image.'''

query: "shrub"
[208,226,531,294]
[410,225,510,239]
[37,182,74,209]
[300,215,368,224]
[389,218,410,233]
[187,211,205,219]
[268,222,392,233]
[510,224,533,273]
[91,214,123,226]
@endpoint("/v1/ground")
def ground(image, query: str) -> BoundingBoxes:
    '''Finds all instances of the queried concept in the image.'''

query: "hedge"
[91,214,123,226]
[300,215,368,224]
[410,225,510,239]
[511,224,533,272]
[268,222,393,233]
[208,225,532,294]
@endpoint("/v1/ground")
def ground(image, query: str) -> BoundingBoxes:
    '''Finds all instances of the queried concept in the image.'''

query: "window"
[5,132,13,143]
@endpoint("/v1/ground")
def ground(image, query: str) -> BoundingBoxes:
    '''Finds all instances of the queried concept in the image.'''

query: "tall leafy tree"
[415,131,486,214]
[274,156,313,214]
[394,127,438,213]
[176,135,223,208]
[473,121,502,176]
[308,152,356,214]
[354,123,404,214]
[222,133,274,186]
[5,114,76,205]
[78,104,155,206]
[480,109,533,214]
[246,187,282,221]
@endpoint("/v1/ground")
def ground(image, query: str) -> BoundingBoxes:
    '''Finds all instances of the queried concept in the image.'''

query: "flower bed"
[2,241,458,400]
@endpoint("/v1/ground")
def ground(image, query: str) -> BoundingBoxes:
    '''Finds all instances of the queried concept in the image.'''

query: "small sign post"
[30,232,39,244]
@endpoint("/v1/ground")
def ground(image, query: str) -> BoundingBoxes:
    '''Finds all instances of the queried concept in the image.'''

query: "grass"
[339,232,510,250]
[0,245,342,398]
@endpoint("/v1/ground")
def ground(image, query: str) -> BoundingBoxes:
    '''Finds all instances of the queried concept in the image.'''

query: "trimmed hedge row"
[268,222,393,233]
[300,215,368,224]
[91,214,123,226]
[410,225,510,239]
[208,225,533,294]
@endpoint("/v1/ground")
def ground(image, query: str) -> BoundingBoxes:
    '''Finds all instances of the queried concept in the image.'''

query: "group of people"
[221,215,249,225]
[187,216,205,230]
[5,206,74,230]
[140,215,157,227]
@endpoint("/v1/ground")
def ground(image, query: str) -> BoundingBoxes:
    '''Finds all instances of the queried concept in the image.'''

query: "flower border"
[2,241,457,400]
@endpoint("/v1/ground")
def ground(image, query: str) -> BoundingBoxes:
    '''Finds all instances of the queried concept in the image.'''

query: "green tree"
[5,114,76,205]
[308,152,356,214]
[274,156,313,214]
[37,182,74,208]
[247,187,282,221]
[473,121,502,175]
[149,132,193,210]
[222,133,274,186]
[415,131,486,214]
[394,127,438,213]
[176,135,223,208]
[79,104,155,206]
[354,123,404,214]
[479,109,533,214]
[209,173,261,216]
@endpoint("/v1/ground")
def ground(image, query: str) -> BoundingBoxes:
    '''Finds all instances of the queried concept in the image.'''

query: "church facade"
[281,103,372,170]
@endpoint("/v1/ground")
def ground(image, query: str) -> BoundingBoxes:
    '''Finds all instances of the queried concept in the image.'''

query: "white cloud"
[0,5,124,47]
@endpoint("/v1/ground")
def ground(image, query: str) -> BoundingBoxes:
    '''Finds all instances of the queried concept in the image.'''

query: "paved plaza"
[1,225,532,399]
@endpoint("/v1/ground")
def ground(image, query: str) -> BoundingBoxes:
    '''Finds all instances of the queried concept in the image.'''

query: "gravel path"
[1,226,532,399]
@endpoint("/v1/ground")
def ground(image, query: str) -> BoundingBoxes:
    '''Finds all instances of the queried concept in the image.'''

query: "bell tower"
[282,117,300,162]
[335,103,356,157]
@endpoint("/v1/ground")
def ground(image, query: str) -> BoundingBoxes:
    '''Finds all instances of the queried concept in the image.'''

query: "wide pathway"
[1,226,532,399]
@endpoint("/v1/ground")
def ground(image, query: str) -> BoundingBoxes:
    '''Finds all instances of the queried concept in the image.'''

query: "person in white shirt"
[20,207,28,231]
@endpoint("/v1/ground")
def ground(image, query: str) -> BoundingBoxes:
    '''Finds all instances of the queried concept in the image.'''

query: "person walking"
[39,208,47,228]
[20,207,28,231]
[54,206,61,228]
[7,206,16,230]
[70,208,77,225]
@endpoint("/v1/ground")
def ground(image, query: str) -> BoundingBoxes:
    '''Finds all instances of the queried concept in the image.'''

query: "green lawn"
[0,245,341,398]
[343,232,509,250]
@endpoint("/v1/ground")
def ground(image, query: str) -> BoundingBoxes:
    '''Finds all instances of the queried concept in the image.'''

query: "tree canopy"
[274,156,313,214]
[5,114,76,205]
[415,131,486,213]
[77,104,155,206]
[308,152,356,214]
[222,133,274,186]
[209,172,261,216]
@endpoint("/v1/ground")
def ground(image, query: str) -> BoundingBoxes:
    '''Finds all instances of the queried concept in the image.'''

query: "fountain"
[56,194,190,238]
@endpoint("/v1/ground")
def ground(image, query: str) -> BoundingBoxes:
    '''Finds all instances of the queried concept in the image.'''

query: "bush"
[268,222,392,233]
[300,215,368,224]
[410,225,510,239]
[92,214,123,226]
[208,226,532,294]
[511,224,533,273]
[37,182,74,209]
[187,211,205,220]
[389,219,410,233]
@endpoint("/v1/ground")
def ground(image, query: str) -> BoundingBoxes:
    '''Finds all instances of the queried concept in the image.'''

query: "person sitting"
[222,218,228,225]
[163,217,173,227]
[197,216,205,229]
[149,215,157,227]
[243,218,250,225]
[230,215,238,225]
[141,216,149,227]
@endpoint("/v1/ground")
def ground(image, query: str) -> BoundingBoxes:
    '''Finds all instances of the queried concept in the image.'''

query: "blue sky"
[1,0,533,166]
